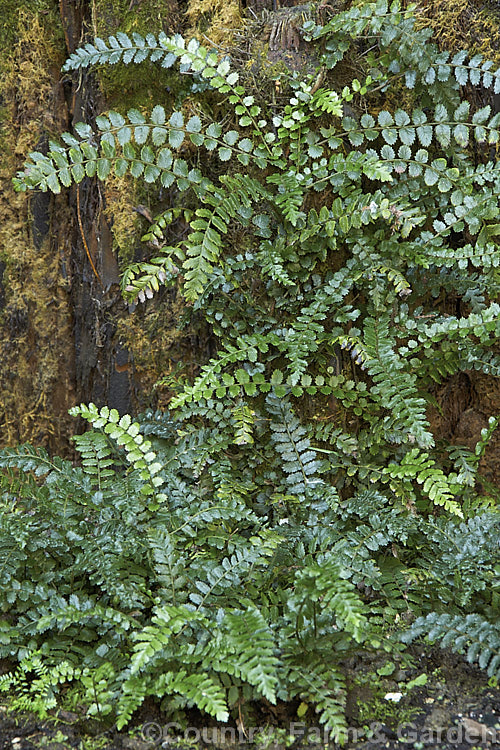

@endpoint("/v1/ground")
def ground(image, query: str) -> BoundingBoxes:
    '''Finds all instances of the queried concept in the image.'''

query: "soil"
[1,650,499,750]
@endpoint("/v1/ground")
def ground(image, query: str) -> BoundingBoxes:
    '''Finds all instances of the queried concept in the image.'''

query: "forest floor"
[1,649,499,750]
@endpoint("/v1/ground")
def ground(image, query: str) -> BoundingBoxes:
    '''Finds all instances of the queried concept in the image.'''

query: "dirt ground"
[1,649,499,750]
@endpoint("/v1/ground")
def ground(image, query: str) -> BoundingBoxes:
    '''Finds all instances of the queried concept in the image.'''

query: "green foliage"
[402,613,500,678]
[1,414,499,733]
[70,403,167,507]
[6,0,500,736]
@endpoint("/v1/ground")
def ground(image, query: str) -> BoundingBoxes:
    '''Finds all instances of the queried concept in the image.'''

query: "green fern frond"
[69,404,166,507]
[267,395,321,496]
[401,613,500,678]
[419,512,500,604]
[284,661,347,741]
[130,604,207,676]
[312,0,500,97]
[363,315,434,448]
[153,669,229,722]
[221,606,279,702]
[62,31,180,71]
[383,448,462,517]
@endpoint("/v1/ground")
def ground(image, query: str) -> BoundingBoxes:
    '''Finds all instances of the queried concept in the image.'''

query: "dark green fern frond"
[266,394,321,496]
[0,444,72,478]
[401,613,500,678]
[362,315,434,448]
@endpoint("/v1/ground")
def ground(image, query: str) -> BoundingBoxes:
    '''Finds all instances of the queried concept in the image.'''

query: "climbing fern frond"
[62,31,181,71]
[8,0,500,733]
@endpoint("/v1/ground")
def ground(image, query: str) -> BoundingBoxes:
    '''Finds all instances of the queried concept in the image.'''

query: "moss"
[102,172,141,265]
[185,0,242,45]
[115,289,188,410]
[0,4,76,452]
[91,1,189,266]
[92,0,181,110]
[0,0,63,61]
[414,0,500,66]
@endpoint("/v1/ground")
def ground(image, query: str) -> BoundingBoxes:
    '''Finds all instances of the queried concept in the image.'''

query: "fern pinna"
[5,0,500,736]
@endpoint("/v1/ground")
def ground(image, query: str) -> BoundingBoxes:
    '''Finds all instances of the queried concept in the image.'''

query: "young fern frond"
[383,448,462,517]
[155,670,229,722]
[130,604,208,676]
[70,404,166,507]
[121,254,179,304]
[231,401,256,445]
[182,174,271,299]
[72,431,118,488]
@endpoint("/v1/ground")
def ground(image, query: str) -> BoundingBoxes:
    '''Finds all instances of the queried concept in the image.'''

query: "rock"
[424,707,452,732]
[121,737,153,750]
[56,710,80,723]
[461,717,496,743]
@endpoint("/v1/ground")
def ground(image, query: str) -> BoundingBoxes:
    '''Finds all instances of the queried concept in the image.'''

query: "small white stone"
[384,692,403,702]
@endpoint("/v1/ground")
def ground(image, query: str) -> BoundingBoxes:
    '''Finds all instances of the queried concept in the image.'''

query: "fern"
[213,606,279,702]
[401,613,500,678]
[267,394,321,496]
[70,403,166,507]
[308,0,500,97]
[362,315,434,448]
[283,661,347,741]
[383,448,462,516]
[7,0,500,734]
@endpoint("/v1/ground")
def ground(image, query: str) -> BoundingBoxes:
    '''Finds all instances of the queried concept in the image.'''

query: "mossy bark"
[0,0,188,452]
[0,2,76,451]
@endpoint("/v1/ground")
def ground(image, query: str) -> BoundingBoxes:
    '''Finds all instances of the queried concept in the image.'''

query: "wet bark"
[60,0,133,417]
